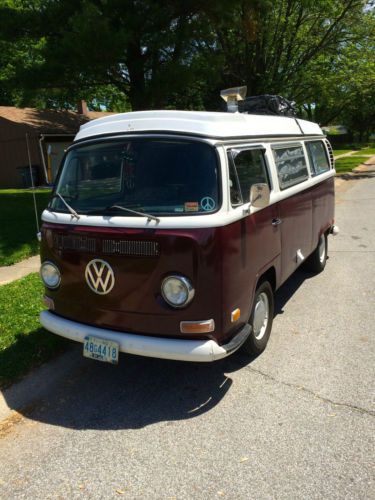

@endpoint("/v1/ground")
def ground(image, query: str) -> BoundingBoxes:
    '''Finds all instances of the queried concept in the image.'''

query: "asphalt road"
[1,175,374,499]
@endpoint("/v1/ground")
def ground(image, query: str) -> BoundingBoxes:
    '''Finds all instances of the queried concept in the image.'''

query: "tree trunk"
[127,40,148,110]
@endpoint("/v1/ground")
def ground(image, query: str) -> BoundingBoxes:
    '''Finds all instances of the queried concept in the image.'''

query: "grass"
[0,188,51,266]
[333,143,375,156]
[333,148,353,156]
[0,273,67,388]
[351,147,375,156]
[334,156,371,174]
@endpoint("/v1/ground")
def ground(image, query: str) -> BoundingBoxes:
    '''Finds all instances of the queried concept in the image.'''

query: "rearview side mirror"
[250,183,270,209]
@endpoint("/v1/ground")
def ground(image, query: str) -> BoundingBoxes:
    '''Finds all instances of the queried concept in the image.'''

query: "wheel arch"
[257,266,276,292]
[246,266,277,324]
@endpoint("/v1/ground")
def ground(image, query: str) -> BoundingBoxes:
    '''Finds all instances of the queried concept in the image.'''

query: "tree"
[303,6,375,137]
[0,0,219,109]
[208,1,367,96]
[0,0,373,140]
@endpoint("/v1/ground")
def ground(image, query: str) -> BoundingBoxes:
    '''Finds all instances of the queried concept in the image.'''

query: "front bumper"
[40,310,250,363]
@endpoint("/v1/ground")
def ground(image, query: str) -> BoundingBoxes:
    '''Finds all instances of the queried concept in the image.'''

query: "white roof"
[75,110,323,142]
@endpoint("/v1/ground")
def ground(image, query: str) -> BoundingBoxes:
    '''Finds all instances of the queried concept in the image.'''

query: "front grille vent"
[54,234,96,252]
[324,139,335,169]
[102,239,160,257]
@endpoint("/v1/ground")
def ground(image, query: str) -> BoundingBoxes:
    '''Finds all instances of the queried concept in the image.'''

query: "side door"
[271,143,313,283]
[228,146,282,287]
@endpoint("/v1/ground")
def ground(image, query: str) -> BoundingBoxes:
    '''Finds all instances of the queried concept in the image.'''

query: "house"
[0,102,114,188]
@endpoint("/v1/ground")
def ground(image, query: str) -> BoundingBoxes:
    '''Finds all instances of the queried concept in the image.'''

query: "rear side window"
[272,145,308,190]
[306,141,330,175]
[228,149,269,204]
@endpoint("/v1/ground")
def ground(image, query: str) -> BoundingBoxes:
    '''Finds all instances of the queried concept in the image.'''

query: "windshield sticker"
[200,197,216,211]
[185,202,199,212]
[174,207,184,213]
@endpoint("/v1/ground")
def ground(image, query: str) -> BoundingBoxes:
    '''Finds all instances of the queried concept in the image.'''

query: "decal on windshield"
[185,202,199,212]
[200,197,216,211]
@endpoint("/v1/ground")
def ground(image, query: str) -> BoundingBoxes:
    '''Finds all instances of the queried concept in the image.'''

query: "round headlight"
[40,261,61,289]
[161,275,195,308]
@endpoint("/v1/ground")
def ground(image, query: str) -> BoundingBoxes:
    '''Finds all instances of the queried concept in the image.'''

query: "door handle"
[272,218,282,226]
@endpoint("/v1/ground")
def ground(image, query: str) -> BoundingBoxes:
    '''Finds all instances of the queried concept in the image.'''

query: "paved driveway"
[0,175,374,499]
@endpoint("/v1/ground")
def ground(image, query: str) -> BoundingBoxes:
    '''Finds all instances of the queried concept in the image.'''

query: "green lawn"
[334,156,371,174]
[0,273,68,388]
[351,147,375,156]
[333,148,353,156]
[0,189,51,266]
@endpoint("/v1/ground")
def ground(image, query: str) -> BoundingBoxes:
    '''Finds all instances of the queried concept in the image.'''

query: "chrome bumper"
[40,311,251,363]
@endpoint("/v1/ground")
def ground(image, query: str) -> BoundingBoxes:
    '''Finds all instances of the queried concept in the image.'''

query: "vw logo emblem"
[201,197,216,211]
[85,259,115,295]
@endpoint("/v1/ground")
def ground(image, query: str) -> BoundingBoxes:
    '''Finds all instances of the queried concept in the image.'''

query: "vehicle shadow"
[3,268,313,431]
[274,267,315,316]
[2,342,257,431]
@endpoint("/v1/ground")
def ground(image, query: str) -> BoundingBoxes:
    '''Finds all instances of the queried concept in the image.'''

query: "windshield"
[50,139,220,216]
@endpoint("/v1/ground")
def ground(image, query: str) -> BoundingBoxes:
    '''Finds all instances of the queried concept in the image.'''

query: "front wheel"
[304,233,328,273]
[241,281,274,355]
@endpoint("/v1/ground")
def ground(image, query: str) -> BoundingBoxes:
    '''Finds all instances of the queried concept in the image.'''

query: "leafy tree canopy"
[0,0,373,136]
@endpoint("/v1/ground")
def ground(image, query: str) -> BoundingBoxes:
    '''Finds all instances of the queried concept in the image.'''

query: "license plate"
[83,336,119,364]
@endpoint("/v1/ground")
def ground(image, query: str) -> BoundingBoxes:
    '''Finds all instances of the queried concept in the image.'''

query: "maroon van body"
[39,110,336,363]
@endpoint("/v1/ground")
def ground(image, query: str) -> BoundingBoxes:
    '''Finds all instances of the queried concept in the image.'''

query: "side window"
[272,145,308,190]
[228,149,269,204]
[306,141,330,175]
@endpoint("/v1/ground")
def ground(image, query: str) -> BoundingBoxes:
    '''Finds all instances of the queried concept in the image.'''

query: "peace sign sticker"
[201,197,216,211]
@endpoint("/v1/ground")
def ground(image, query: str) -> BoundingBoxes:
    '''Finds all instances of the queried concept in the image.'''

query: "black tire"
[304,233,328,273]
[241,280,274,355]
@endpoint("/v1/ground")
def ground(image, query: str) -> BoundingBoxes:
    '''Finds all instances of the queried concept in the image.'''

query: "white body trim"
[40,310,230,362]
[41,169,335,230]
[75,110,322,141]
[44,121,333,230]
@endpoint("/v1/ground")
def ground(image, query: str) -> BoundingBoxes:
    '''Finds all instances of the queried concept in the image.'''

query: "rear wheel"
[241,281,274,355]
[304,233,328,273]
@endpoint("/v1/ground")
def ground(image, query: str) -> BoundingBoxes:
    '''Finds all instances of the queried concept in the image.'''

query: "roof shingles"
[0,106,114,135]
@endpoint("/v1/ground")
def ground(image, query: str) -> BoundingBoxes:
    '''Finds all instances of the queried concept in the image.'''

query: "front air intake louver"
[102,240,160,257]
[324,139,335,169]
[54,234,96,252]
[53,234,160,257]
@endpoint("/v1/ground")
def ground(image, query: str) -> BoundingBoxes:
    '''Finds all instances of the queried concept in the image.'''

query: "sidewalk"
[0,255,40,286]
[352,154,375,173]
[334,154,375,194]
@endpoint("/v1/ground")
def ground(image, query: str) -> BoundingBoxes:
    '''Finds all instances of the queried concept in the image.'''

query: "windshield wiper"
[88,204,160,222]
[49,193,80,219]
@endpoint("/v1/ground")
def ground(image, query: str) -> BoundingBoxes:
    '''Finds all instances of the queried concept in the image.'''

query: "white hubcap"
[253,292,269,340]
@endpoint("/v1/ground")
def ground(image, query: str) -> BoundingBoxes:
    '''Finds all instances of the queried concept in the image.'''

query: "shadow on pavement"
[5,351,254,430]
[2,268,314,431]
[274,267,315,316]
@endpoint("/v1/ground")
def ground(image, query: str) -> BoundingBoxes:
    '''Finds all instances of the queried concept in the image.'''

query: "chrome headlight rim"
[40,261,61,290]
[161,275,195,308]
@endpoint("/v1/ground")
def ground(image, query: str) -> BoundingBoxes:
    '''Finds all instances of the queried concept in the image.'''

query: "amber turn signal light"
[231,308,240,323]
[180,319,215,334]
